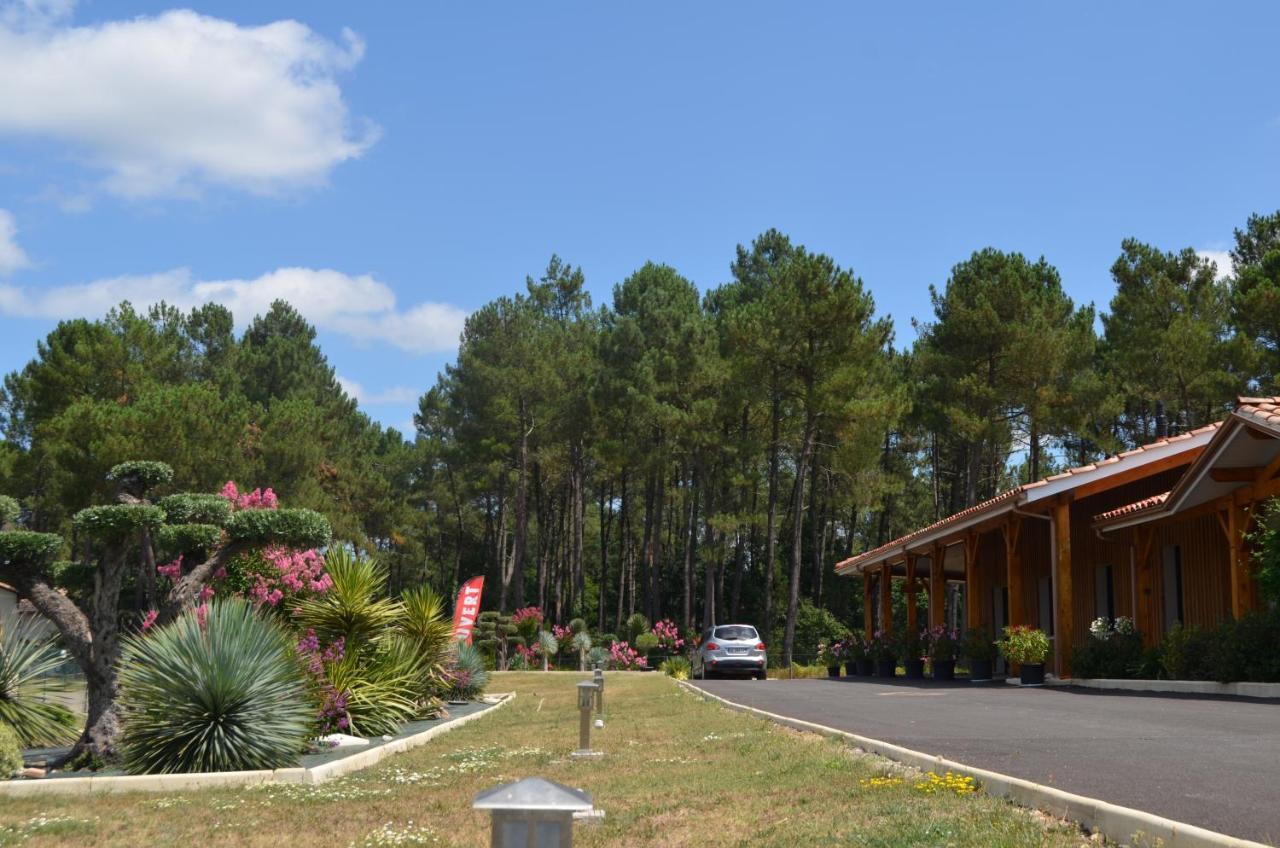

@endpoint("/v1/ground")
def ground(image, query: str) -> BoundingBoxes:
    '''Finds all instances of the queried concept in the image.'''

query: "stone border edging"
[678,681,1268,848]
[1053,677,1280,700]
[0,693,515,798]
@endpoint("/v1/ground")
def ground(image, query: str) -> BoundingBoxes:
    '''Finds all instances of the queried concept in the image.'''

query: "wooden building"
[834,397,1276,678]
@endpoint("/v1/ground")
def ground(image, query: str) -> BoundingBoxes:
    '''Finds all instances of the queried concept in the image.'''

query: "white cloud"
[336,375,419,406]
[0,5,377,198]
[0,267,467,353]
[0,209,31,275]
[1196,249,1235,281]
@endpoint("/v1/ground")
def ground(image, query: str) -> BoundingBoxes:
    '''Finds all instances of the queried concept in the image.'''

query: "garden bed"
[3,695,512,796]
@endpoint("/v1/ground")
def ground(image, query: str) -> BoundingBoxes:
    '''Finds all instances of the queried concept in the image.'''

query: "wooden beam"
[879,563,893,635]
[1068,451,1199,501]
[1209,467,1259,483]
[1132,525,1158,647]
[1003,516,1025,629]
[964,532,981,631]
[1053,498,1074,678]
[863,569,873,635]
[1259,448,1280,483]
[905,554,919,634]
[929,544,946,628]
[1228,501,1258,618]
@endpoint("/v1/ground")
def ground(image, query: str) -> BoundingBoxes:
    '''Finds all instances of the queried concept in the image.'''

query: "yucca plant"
[117,599,312,774]
[445,642,490,701]
[572,631,593,671]
[293,549,402,645]
[0,617,79,746]
[401,585,454,711]
[324,634,425,737]
[536,630,558,671]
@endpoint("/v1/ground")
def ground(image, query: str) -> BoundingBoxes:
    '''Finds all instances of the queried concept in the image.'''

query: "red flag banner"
[451,576,485,644]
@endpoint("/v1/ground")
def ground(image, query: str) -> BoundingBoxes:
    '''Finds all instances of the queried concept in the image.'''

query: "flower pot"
[904,659,925,679]
[855,658,872,676]
[932,659,955,681]
[969,659,993,681]
[1019,662,1046,686]
[875,659,897,677]
[827,665,841,678]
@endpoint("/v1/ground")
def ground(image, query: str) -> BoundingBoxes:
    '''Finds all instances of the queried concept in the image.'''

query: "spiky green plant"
[401,585,454,709]
[572,631,593,671]
[446,642,490,700]
[587,646,608,668]
[536,630,558,671]
[0,721,21,775]
[660,656,691,680]
[117,599,312,774]
[293,549,402,645]
[324,635,424,736]
[0,618,78,746]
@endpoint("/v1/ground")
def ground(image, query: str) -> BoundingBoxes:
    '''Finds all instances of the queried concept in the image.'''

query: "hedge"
[0,531,63,569]
[158,493,232,526]
[73,504,166,539]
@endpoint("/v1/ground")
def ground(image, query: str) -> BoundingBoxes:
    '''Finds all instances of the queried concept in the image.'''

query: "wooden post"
[905,554,918,635]
[863,569,873,635]
[964,533,981,632]
[1053,497,1074,678]
[929,544,946,629]
[880,563,894,635]
[1228,500,1256,618]
[1003,516,1024,628]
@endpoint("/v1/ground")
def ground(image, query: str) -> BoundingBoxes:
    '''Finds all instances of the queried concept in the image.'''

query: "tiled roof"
[1093,491,1169,525]
[1234,397,1280,431]
[833,422,1220,575]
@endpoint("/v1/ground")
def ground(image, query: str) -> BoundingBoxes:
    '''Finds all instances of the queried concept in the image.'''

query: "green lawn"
[0,673,1091,847]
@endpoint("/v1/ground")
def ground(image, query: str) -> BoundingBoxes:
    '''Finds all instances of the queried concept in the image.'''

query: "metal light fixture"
[571,680,602,759]
[473,777,595,848]
[592,666,604,723]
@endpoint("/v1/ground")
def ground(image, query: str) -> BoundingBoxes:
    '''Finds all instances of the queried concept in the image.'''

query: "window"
[1038,576,1054,636]
[1162,544,1184,631]
[1094,564,1114,621]
[713,625,758,641]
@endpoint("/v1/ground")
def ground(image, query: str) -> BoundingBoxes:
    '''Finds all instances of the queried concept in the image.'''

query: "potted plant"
[963,627,996,681]
[818,641,841,677]
[900,630,926,679]
[846,630,868,676]
[995,625,1052,685]
[869,631,897,677]
[927,625,959,680]
[855,635,875,681]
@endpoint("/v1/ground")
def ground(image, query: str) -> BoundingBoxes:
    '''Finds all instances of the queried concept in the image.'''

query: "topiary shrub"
[0,721,21,777]
[107,461,174,492]
[225,508,331,549]
[154,523,223,558]
[118,598,313,774]
[634,632,660,657]
[157,493,232,526]
[0,532,62,571]
[73,504,165,540]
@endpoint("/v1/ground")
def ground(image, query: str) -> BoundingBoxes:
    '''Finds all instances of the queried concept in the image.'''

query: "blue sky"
[1,2,1277,432]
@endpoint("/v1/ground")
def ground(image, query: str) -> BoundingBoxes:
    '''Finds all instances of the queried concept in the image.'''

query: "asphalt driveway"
[690,676,1280,844]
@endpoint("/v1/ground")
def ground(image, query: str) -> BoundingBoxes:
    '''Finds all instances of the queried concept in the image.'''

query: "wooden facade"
[835,398,1280,679]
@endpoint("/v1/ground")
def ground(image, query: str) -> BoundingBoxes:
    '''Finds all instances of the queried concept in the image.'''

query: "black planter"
[969,658,993,681]
[875,659,897,677]
[1019,662,1046,686]
[855,658,873,676]
[827,665,841,678]
[932,659,956,681]
[904,659,925,679]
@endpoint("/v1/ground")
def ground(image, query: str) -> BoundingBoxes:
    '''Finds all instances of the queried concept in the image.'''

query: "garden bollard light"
[571,681,602,760]
[592,667,604,716]
[473,776,598,848]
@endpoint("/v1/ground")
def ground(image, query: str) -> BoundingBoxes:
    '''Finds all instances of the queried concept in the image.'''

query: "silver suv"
[693,624,767,680]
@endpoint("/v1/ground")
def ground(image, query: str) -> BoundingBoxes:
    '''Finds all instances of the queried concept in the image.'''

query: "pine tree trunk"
[511,413,530,609]
[783,415,818,665]
[763,390,781,642]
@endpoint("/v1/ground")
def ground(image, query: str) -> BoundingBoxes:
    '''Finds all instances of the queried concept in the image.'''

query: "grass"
[0,672,1094,847]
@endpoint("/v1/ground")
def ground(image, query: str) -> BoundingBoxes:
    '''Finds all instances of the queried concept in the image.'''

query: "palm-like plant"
[401,585,454,711]
[117,599,312,774]
[0,617,78,746]
[572,631,593,671]
[293,549,401,645]
[324,635,425,737]
[536,631,558,671]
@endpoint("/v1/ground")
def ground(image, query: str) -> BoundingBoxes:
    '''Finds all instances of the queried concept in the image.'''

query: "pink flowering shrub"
[651,618,685,651]
[511,606,543,628]
[157,556,183,580]
[551,623,572,643]
[219,480,279,511]
[140,609,158,633]
[208,546,331,609]
[608,640,648,670]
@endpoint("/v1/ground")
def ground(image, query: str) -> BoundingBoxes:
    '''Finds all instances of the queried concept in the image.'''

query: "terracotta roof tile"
[833,421,1221,575]
[1093,491,1170,524]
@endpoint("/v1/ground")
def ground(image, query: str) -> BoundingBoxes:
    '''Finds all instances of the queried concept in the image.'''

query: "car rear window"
[714,626,758,641]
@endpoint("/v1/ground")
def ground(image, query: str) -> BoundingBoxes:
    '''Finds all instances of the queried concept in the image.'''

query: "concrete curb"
[0,693,515,797]
[1051,677,1280,700]
[678,681,1267,848]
